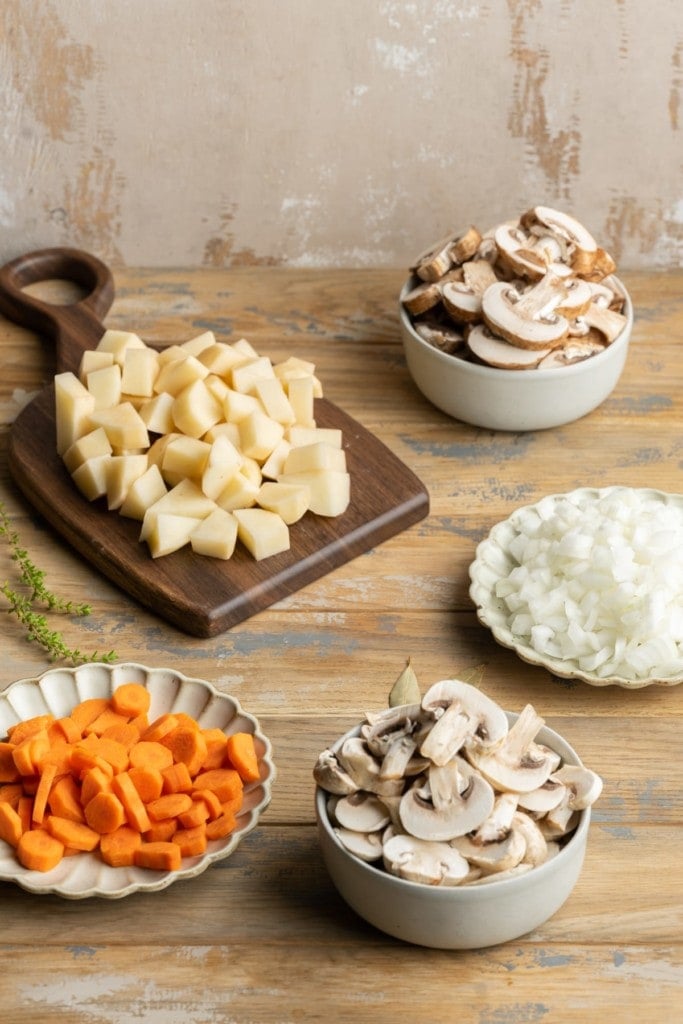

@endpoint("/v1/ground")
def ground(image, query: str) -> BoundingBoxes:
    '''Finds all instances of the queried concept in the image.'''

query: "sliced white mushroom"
[536,336,605,368]
[334,826,383,862]
[516,779,568,815]
[470,792,519,843]
[378,734,422,780]
[467,323,553,369]
[463,861,534,885]
[538,789,580,839]
[513,810,549,866]
[362,703,425,758]
[383,833,471,886]
[399,767,495,841]
[313,749,360,795]
[550,764,603,810]
[481,275,570,350]
[452,822,526,874]
[336,737,404,797]
[465,704,555,793]
[334,791,391,833]
[421,679,509,749]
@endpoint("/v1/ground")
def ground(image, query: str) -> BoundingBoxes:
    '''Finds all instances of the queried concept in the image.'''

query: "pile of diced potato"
[55,329,350,560]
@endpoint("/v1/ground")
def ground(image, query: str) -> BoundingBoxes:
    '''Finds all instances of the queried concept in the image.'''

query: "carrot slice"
[144,819,177,842]
[49,716,82,744]
[0,742,20,783]
[146,792,193,822]
[17,829,64,871]
[31,762,57,825]
[177,800,209,829]
[128,765,164,803]
[225,732,261,783]
[7,714,55,745]
[141,714,179,743]
[99,825,142,867]
[17,795,33,834]
[46,815,100,852]
[0,783,23,808]
[111,683,151,718]
[0,802,23,846]
[193,788,223,820]
[172,825,207,858]
[101,722,140,751]
[161,726,207,777]
[69,698,109,730]
[200,728,228,770]
[129,740,173,772]
[48,774,86,823]
[192,768,243,803]
[134,841,182,872]
[84,708,131,737]
[111,771,152,833]
[80,765,113,805]
[84,792,126,834]
[161,762,193,794]
[205,808,237,841]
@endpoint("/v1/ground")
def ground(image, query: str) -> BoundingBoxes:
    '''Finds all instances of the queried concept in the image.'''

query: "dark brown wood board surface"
[0,248,429,637]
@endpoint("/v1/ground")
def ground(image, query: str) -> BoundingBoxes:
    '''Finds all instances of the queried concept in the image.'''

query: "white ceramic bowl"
[399,276,633,431]
[0,662,275,899]
[315,716,591,949]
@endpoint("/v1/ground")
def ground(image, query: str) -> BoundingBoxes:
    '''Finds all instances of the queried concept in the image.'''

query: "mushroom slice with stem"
[449,225,483,265]
[441,259,499,324]
[379,734,426,780]
[464,861,534,885]
[481,273,570,350]
[493,222,548,280]
[536,336,605,368]
[470,792,519,843]
[401,279,443,316]
[513,810,549,867]
[516,779,568,816]
[571,297,628,344]
[538,789,579,839]
[411,234,456,282]
[334,791,391,833]
[550,764,603,810]
[362,702,426,759]
[336,737,404,797]
[520,206,598,277]
[313,749,360,795]
[383,833,471,886]
[334,826,383,862]
[465,703,555,793]
[467,323,553,369]
[399,763,495,841]
[452,820,526,875]
[422,679,509,750]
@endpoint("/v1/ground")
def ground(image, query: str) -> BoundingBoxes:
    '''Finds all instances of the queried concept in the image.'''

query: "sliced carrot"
[89,737,129,775]
[221,792,244,816]
[0,741,20,782]
[17,828,64,871]
[141,714,179,743]
[177,800,209,829]
[80,765,113,805]
[48,774,86,823]
[200,728,228,770]
[111,682,151,718]
[31,762,57,825]
[17,795,33,834]
[128,765,164,803]
[45,815,100,852]
[0,802,23,846]
[0,783,23,808]
[84,791,126,834]
[161,726,207,777]
[130,712,149,735]
[226,732,261,783]
[192,767,243,803]
[205,808,237,841]
[144,818,177,842]
[193,787,223,820]
[161,761,193,794]
[99,825,142,867]
[101,722,140,751]
[146,792,193,822]
[128,740,173,772]
[172,824,207,858]
[12,731,50,776]
[49,716,82,744]
[7,714,55,745]
[84,708,131,737]
[134,841,182,872]
[69,698,109,730]
[111,771,152,833]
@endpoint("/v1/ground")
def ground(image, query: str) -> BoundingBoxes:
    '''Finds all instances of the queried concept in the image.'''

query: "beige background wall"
[1,0,681,271]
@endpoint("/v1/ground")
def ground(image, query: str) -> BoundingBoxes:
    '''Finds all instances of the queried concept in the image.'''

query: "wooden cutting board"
[0,248,429,637]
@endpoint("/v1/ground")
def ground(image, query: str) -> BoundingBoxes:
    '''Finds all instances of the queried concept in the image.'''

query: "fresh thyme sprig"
[0,501,116,665]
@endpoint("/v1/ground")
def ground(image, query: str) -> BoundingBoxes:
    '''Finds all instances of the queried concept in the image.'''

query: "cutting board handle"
[0,247,114,374]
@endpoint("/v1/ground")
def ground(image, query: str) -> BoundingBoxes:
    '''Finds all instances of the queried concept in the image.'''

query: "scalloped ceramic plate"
[469,486,683,689]
[0,662,275,898]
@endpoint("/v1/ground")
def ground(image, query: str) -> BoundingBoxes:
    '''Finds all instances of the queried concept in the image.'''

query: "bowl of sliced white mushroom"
[399,205,633,431]
[314,668,602,949]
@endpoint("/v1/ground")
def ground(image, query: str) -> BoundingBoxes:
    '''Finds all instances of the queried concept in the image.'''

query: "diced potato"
[119,464,168,520]
[146,512,204,558]
[232,337,259,358]
[79,349,114,384]
[256,481,310,524]
[71,454,112,500]
[288,425,342,448]
[139,480,217,541]
[180,330,215,356]
[161,435,211,483]
[88,402,150,450]
[157,344,187,366]
[283,442,346,474]
[198,342,247,377]
[96,329,146,365]
[233,507,290,561]
[240,456,263,488]
[154,353,209,396]
[190,508,238,560]
[273,355,316,380]
[106,454,149,510]
[239,409,285,462]
[204,374,230,404]
[121,347,159,397]
[260,439,292,480]
[202,421,241,446]
[231,356,275,394]
[287,375,316,426]
[55,372,96,455]
[63,427,112,474]
[215,471,259,511]
[147,432,182,469]
[86,363,122,410]
[278,470,350,517]
[222,388,261,423]
[172,379,223,438]
[254,377,295,425]
[138,391,175,435]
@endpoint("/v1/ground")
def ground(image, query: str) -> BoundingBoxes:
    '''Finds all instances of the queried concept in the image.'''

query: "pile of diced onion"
[494,489,683,681]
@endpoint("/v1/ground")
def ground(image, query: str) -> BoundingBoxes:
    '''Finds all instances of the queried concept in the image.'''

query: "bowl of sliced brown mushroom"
[399,205,633,431]
[314,665,601,949]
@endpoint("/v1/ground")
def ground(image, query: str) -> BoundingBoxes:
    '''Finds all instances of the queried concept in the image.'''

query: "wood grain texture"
[1,266,682,1023]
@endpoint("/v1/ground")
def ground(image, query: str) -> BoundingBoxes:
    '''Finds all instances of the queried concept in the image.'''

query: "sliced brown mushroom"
[441,260,498,324]
[411,234,456,282]
[536,336,605,368]
[402,279,442,316]
[493,222,548,280]
[413,317,466,355]
[467,323,553,369]
[383,833,471,886]
[481,273,570,350]
[520,206,598,277]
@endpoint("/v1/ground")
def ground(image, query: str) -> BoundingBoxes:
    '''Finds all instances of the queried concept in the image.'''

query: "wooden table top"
[1,266,682,1022]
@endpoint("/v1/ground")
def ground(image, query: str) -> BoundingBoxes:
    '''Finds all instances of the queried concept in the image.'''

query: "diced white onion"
[499,490,683,680]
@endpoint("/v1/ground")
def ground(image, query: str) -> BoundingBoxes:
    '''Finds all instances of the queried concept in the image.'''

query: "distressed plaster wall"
[1,0,681,270]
